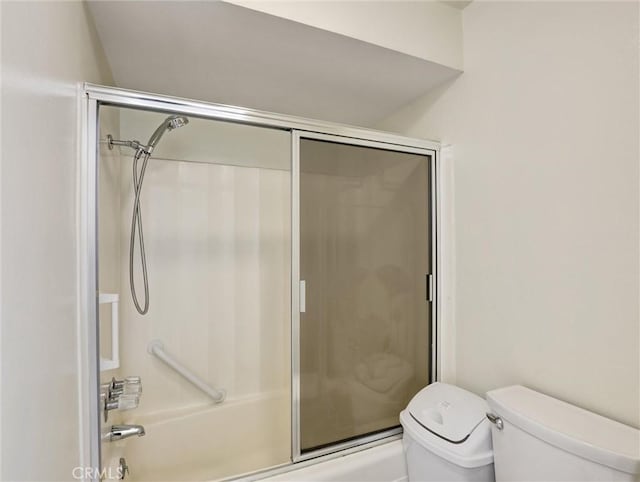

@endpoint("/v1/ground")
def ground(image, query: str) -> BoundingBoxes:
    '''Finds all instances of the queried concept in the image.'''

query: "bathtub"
[104,389,407,482]
[259,440,408,482]
[105,391,290,481]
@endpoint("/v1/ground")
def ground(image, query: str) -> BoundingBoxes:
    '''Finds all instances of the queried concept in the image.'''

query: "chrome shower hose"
[130,149,151,315]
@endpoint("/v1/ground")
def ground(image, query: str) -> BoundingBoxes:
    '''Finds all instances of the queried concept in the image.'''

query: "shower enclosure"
[80,84,438,481]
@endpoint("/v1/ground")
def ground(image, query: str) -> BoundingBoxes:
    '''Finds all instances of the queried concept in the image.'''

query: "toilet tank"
[487,386,640,482]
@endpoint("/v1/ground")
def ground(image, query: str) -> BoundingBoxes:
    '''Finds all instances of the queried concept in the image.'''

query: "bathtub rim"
[221,433,404,482]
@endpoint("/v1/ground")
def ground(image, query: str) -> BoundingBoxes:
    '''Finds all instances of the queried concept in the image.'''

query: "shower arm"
[106,134,151,155]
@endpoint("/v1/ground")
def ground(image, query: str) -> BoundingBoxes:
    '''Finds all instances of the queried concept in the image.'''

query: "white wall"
[379,1,640,427]
[0,1,113,480]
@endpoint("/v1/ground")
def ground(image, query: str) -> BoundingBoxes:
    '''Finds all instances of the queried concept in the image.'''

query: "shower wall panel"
[119,158,291,414]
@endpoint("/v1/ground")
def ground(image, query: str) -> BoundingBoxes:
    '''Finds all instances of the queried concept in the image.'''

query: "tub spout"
[108,424,146,442]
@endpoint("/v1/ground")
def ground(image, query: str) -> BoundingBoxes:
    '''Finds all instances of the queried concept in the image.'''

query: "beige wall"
[0,1,114,480]
[379,1,640,427]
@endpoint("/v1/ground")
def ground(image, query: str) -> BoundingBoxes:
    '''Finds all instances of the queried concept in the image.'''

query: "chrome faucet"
[107,424,146,442]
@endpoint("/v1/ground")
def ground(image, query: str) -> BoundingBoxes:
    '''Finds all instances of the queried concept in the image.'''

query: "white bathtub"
[105,391,290,481]
[103,390,407,482]
[259,440,408,482]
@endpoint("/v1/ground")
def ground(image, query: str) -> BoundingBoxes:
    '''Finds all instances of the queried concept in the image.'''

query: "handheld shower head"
[146,115,189,152]
[106,115,189,155]
[167,115,189,131]
[128,114,189,315]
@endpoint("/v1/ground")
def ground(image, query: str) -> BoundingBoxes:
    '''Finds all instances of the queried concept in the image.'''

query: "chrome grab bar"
[147,339,226,403]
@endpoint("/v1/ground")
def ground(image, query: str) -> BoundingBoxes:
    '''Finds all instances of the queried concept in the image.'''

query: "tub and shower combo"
[82,84,438,481]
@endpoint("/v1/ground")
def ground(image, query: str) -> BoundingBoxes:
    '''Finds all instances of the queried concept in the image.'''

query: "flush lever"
[486,412,503,430]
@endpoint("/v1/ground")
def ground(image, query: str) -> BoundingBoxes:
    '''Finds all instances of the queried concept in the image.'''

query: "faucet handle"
[103,376,143,422]
[111,376,142,394]
[123,376,142,394]
[117,394,140,410]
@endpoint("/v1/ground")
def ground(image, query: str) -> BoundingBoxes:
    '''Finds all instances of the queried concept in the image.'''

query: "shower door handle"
[299,280,306,313]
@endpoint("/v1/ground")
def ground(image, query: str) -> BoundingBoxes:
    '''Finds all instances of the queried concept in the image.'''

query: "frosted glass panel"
[299,138,430,451]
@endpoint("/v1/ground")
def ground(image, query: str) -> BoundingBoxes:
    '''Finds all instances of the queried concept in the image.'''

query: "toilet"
[401,383,640,482]
[400,382,495,481]
[487,385,640,481]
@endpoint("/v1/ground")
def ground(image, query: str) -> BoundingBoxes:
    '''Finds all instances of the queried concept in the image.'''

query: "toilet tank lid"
[486,385,640,475]
[408,382,489,443]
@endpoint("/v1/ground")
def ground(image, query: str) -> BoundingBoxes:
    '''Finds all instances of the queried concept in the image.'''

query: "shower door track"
[80,83,441,480]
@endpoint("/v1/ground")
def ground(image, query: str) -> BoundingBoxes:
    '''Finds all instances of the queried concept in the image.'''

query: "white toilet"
[487,385,640,481]
[400,382,495,481]
[401,383,640,482]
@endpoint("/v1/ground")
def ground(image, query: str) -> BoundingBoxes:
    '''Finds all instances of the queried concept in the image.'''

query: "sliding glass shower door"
[296,134,432,454]
[87,85,440,479]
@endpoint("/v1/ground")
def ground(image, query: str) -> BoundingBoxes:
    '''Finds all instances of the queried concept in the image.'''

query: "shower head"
[167,115,189,131]
[146,115,189,153]
[105,115,189,155]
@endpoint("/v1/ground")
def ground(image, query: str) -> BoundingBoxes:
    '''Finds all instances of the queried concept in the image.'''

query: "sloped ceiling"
[440,1,473,10]
[88,1,460,126]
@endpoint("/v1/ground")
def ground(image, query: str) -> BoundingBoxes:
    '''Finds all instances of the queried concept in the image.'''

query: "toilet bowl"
[486,385,640,482]
[400,383,494,481]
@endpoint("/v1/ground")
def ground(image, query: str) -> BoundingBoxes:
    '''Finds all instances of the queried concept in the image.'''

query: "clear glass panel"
[98,105,291,480]
[299,138,430,452]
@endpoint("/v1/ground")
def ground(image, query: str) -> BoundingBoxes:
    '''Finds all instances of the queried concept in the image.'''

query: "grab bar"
[147,340,226,403]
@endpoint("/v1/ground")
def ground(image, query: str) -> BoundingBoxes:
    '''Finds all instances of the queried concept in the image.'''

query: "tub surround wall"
[114,111,291,414]
[378,1,640,427]
[118,154,291,413]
